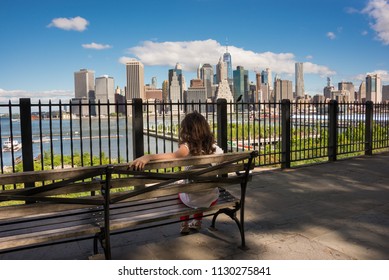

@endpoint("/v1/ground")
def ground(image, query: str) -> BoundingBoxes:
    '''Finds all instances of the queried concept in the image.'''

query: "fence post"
[216,98,228,153]
[328,99,338,162]
[132,98,144,159]
[365,101,373,156]
[19,99,34,176]
[281,99,291,169]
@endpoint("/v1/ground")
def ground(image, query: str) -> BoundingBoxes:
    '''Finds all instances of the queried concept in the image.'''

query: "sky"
[0,0,388,103]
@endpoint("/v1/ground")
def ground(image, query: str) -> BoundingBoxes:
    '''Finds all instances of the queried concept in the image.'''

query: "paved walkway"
[1,153,389,260]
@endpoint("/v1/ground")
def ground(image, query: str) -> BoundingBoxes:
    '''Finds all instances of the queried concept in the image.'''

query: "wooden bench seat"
[0,151,258,259]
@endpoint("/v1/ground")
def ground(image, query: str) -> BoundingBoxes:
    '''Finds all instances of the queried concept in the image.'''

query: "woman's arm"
[129,144,189,170]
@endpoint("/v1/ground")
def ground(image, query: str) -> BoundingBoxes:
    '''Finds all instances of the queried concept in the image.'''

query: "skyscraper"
[95,75,115,115]
[366,74,382,103]
[223,46,233,86]
[295,62,304,98]
[126,60,145,100]
[274,78,293,102]
[233,66,249,102]
[338,82,355,102]
[200,63,214,99]
[168,63,184,101]
[74,69,95,99]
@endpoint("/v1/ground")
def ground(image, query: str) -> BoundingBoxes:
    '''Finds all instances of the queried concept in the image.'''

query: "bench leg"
[210,208,246,249]
[93,230,112,259]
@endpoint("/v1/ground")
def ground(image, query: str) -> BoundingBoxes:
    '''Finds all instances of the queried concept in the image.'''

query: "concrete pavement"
[1,153,388,260]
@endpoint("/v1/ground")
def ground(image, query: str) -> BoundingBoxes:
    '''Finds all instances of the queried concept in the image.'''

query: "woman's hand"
[129,155,150,170]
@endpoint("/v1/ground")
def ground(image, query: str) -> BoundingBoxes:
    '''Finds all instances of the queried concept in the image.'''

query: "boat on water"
[2,137,22,152]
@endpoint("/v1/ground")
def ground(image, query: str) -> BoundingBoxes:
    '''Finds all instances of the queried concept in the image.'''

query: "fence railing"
[1,98,389,187]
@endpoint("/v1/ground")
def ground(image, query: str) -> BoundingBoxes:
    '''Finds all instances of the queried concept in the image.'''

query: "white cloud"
[0,89,74,103]
[82,42,112,50]
[354,70,389,82]
[47,16,89,31]
[124,39,335,76]
[119,56,139,64]
[326,32,336,40]
[362,0,389,45]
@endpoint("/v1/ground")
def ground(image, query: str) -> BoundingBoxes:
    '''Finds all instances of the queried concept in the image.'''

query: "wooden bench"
[0,150,258,259]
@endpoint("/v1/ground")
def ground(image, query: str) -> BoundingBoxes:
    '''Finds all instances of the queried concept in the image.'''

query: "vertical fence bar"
[365,101,373,156]
[328,100,338,162]
[217,98,228,153]
[281,99,291,169]
[19,99,34,178]
[132,98,144,159]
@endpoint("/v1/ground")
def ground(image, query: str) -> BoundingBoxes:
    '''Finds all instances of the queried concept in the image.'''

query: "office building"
[295,62,305,98]
[366,74,382,103]
[74,69,95,100]
[338,82,355,102]
[200,63,214,99]
[274,78,293,102]
[216,57,227,84]
[170,72,181,102]
[186,79,207,113]
[223,47,233,86]
[382,85,389,102]
[323,77,334,100]
[233,66,249,102]
[95,75,115,115]
[168,63,185,102]
[126,60,145,100]
[358,81,366,102]
[215,58,234,112]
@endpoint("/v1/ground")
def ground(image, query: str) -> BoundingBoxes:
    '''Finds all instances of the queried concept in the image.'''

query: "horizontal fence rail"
[1,98,389,190]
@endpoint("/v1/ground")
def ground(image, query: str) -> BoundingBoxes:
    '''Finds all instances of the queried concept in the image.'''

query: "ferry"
[2,137,22,152]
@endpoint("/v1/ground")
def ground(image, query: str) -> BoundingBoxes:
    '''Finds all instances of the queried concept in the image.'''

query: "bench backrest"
[0,151,258,220]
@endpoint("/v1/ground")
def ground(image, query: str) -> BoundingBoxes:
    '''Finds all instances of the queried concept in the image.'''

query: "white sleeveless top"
[178,144,223,209]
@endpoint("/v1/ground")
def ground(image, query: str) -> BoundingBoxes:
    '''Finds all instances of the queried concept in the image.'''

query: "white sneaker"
[188,220,202,230]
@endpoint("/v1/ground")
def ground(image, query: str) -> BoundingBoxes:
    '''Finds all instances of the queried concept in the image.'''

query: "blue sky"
[0,0,388,103]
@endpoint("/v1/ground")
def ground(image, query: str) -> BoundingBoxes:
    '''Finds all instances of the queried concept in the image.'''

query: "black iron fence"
[1,98,389,187]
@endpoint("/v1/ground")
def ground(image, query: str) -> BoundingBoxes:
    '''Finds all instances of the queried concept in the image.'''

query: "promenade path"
[1,152,388,260]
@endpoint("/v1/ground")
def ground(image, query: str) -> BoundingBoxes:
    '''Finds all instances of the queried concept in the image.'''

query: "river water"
[1,117,178,167]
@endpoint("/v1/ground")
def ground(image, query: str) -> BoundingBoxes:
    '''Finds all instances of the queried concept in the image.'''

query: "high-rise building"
[95,75,115,115]
[255,72,261,102]
[162,80,169,102]
[169,72,181,102]
[366,74,382,103]
[186,79,207,113]
[223,46,233,86]
[382,85,389,102]
[151,77,158,89]
[233,66,249,102]
[295,62,304,98]
[323,77,334,100]
[126,60,145,100]
[168,63,184,102]
[359,81,366,102]
[200,63,214,99]
[74,69,95,100]
[338,82,355,102]
[274,78,293,102]
[216,57,228,84]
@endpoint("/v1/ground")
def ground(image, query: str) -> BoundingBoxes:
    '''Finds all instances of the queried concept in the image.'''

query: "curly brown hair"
[178,111,216,156]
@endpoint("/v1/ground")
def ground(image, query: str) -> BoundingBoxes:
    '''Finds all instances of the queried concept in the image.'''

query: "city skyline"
[1,0,389,103]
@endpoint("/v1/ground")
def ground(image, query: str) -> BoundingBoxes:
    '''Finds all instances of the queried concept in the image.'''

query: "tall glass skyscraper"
[223,48,233,85]
[233,66,249,102]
